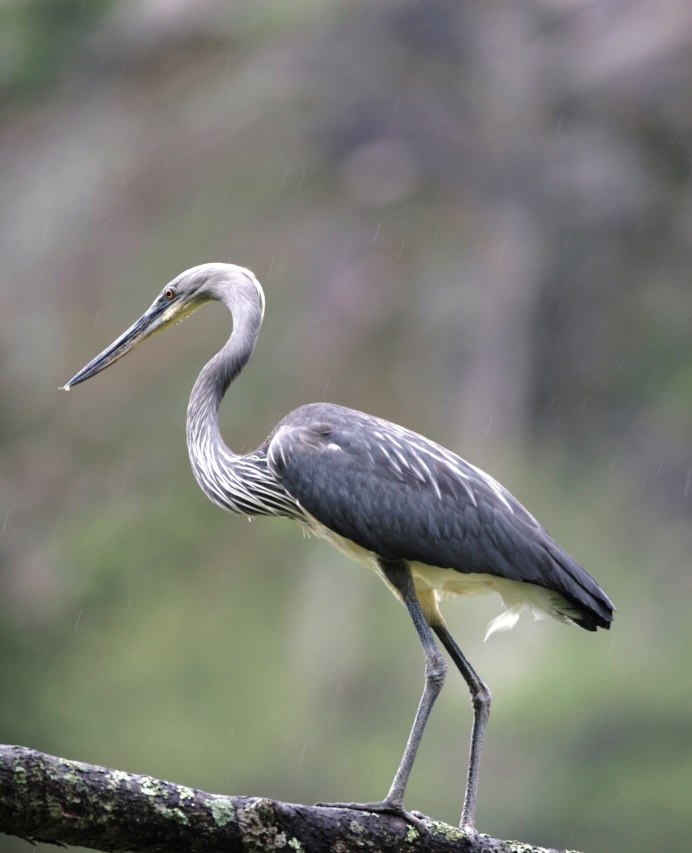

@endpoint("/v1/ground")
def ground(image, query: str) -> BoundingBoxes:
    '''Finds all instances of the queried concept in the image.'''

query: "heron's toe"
[315,799,429,831]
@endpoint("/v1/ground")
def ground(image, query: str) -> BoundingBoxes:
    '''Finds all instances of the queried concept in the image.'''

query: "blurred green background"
[1,1,691,851]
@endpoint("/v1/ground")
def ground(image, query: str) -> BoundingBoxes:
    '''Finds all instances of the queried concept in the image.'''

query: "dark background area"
[1,1,691,851]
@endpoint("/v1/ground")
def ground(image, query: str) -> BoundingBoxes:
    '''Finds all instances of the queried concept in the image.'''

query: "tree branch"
[0,745,578,853]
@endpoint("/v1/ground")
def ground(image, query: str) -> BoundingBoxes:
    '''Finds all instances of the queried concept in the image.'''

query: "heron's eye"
[164,287,176,301]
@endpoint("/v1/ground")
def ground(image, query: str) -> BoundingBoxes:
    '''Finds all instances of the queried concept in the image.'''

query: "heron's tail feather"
[544,542,614,631]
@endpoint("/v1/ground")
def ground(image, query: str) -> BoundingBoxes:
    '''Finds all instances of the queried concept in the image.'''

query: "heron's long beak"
[63,300,172,390]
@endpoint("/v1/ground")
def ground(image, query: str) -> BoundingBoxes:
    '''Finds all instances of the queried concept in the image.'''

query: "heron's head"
[63,263,264,389]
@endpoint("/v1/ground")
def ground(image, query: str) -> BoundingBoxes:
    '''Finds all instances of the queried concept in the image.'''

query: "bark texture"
[0,745,578,853]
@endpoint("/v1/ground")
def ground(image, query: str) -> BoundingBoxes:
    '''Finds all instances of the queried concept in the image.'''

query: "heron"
[64,262,614,834]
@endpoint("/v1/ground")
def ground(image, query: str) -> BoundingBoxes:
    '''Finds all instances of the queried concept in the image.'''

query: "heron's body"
[189,397,610,635]
[65,262,614,834]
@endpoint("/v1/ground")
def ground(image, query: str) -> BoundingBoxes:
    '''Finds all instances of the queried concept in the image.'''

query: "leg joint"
[426,652,447,686]
[472,683,491,714]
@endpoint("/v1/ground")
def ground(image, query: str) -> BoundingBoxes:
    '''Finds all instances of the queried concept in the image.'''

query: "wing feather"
[267,403,613,629]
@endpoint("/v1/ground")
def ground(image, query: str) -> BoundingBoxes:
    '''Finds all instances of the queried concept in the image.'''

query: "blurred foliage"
[1,1,691,852]
[0,0,115,99]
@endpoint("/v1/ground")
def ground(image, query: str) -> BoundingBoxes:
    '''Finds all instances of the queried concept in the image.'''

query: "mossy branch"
[0,745,579,853]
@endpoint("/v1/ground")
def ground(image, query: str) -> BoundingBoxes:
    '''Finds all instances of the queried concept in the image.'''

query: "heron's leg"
[316,558,446,827]
[431,620,491,832]
[380,559,448,806]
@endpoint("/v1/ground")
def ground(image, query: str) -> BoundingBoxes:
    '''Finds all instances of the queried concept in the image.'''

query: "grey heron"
[64,262,614,834]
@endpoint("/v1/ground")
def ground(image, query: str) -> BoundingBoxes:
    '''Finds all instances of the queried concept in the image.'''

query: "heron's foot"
[459,807,479,839]
[315,799,430,831]
[460,821,478,839]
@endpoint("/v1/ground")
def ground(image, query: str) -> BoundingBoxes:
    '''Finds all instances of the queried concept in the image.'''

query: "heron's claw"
[410,809,432,821]
[314,799,430,831]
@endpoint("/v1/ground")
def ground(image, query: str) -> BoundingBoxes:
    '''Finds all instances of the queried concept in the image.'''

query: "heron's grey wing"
[268,416,526,573]
[266,405,612,630]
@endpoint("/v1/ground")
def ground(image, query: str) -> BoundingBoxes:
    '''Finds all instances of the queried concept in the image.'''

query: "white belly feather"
[300,514,578,639]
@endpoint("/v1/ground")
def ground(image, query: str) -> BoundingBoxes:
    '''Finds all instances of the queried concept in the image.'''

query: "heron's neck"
[185,296,261,510]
